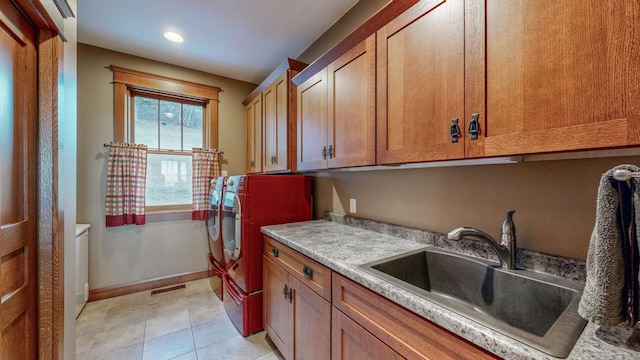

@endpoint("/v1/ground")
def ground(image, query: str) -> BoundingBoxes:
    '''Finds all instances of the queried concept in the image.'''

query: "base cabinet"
[263,237,331,360]
[263,236,500,360]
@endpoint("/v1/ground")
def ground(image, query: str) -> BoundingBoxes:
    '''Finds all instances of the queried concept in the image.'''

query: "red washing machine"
[206,176,226,300]
[221,174,312,336]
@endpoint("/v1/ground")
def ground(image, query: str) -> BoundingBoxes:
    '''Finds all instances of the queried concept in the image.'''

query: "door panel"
[377,0,465,164]
[331,308,403,360]
[297,68,328,171]
[246,95,262,173]
[0,2,38,359]
[263,257,291,359]
[328,35,376,169]
[468,0,640,157]
[263,74,289,172]
[291,276,330,360]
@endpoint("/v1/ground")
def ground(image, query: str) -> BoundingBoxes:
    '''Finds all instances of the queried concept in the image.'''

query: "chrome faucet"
[447,209,518,270]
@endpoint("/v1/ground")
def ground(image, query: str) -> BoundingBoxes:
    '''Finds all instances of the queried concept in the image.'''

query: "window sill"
[146,210,193,222]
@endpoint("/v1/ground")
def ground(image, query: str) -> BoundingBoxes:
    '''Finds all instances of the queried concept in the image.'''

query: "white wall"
[77,44,256,290]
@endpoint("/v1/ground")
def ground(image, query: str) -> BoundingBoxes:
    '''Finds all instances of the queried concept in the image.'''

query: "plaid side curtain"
[192,148,221,220]
[105,143,148,227]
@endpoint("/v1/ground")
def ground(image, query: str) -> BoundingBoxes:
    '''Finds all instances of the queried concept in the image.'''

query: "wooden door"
[297,68,328,171]
[377,0,465,165]
[331,308,403,360]
[290,276,331,360]
[466,0,640,157]
[0,2,38,359]
[263,257,291,359]
[327,34,376,169]
[246,95,262,173]
[263,73,289,172]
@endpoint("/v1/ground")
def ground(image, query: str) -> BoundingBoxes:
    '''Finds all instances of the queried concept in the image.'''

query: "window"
[110,66,221,216]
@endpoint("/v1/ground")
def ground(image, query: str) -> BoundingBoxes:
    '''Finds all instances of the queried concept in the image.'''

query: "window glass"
[133,96,204,209]
[159,100,183,150]
[146,153,192,206]
[134,97,159,149]
[183,104,203,150]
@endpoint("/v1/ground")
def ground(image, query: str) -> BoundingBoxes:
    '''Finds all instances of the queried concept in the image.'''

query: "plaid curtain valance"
[192,148,222,220]
[105,143,148,227]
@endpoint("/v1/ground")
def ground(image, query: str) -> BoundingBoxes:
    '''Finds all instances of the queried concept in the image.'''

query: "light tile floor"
[76,278,282,360]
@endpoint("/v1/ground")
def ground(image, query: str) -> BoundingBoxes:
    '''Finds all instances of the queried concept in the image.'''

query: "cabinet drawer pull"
[328,145,333,159]
[283,284,288,299]
[322,146,327,160]
[303,265,313,279]
[272,247,279,257]
[450,118,461,143]
[468,113,480,140]
[288,288,293,303]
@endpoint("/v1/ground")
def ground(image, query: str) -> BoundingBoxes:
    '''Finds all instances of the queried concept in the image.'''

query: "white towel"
[578,164,640,326]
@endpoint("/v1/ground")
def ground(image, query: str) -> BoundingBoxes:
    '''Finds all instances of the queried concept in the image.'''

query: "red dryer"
[221,174,312,336]
[206,176,226,300]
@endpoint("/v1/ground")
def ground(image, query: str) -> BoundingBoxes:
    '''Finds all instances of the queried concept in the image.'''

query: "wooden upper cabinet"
[377,0,466,165]
[328,34,376,169]
[245,59,306,174]
[297,68,329,171]
[246,94,262,173]
[466,0,640,157]
[297,35,376,171]
[263,69,302,173]
[262,74,287,172]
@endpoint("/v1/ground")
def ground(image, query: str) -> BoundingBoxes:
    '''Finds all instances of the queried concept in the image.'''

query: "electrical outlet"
[221,170,228,176]
[349,198,356,213]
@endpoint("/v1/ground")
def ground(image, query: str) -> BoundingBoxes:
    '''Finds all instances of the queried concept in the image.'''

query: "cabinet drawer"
[332,273,500,360]
[264,236,331,301]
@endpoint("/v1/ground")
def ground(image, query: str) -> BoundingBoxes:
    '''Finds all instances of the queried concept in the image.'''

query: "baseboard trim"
[88,269,211,302]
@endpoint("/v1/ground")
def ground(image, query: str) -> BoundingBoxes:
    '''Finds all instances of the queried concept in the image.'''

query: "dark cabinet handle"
[272,247,279,257]
[328,145,333,159]
[283,284,288,299]
[288,288,293,303]
[468,113,480,140]
[303,265,313,279]
[450,118,461,143]
[250,160,255,167]
[322,146,327,160]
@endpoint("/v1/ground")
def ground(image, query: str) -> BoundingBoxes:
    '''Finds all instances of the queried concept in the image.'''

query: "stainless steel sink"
[359,247,587,358]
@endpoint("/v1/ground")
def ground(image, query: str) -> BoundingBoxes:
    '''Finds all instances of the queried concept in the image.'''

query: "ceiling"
[77,0,359,84]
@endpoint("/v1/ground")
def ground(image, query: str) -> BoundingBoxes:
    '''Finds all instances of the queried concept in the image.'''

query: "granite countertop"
[261,217,640,360]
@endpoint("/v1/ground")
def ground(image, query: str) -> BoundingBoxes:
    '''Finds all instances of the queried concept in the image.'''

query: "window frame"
[110,65,221,220]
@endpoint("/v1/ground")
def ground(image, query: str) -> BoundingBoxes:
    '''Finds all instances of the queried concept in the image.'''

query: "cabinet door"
[297,68,329,171]
[263,73,289,172]
[377,0,465,165]
[290,276,331,360]
[246,95,263,173]
[331,308,402,360]
[327,34,376,169]
[465,0,640,157]
[263,257,291,359]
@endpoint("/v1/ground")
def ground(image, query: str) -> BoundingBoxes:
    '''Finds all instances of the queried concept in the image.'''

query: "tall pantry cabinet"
[244,59,307,174]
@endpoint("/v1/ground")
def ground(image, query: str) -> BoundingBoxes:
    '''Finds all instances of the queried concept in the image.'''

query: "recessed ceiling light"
[164,31,184,43]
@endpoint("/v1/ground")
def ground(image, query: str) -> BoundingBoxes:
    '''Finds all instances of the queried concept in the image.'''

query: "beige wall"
[299,0,640,261]
[77,43,256,289]
[313,155,640,260]
[297,0,390,63]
